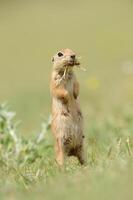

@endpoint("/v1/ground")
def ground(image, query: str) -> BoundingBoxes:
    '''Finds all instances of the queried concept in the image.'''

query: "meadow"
[0,0,133,199]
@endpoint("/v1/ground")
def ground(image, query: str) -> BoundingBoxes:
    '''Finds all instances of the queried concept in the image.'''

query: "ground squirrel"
[50,48,85,166]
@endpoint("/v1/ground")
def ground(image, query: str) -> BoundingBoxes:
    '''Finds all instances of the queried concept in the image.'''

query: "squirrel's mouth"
[66,60,80,67]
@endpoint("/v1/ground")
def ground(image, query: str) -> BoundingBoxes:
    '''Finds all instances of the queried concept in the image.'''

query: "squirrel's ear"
[51,57,54,62]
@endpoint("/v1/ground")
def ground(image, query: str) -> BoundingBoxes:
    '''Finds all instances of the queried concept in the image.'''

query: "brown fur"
[50,48,85,166]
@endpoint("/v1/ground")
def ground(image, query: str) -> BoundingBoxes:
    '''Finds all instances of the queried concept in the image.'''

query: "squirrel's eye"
[58,52,63,57]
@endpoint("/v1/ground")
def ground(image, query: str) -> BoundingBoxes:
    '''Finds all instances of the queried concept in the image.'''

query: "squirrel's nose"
[70,55,75,59]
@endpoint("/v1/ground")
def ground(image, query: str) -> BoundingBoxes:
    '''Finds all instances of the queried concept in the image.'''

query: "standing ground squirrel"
[50,48,85,166]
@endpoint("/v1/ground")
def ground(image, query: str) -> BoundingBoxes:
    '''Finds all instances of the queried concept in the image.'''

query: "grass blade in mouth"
[63,67,68,78]
[76,64,86,71]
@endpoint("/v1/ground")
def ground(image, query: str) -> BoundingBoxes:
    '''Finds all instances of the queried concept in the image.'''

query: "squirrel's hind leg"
[55,138,64,166]
[76,144,86,165]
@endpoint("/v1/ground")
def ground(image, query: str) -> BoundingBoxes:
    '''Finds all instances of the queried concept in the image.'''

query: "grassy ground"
[0,0,133,199]
[0,103,133,200]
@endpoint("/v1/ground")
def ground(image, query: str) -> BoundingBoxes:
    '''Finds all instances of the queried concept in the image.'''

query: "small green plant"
[0,102,21,154]
[0,103,52,166]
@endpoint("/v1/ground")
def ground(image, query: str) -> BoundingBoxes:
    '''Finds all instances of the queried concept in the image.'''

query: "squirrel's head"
[52,48,80,71]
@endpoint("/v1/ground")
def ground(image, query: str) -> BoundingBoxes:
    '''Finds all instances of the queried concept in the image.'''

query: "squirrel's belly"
[52,98,83,144]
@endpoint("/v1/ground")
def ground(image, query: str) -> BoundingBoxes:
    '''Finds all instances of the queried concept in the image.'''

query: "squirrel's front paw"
[61,91,69,104]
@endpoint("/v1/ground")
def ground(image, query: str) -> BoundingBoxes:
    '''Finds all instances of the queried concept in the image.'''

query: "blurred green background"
[0,0,133,134]
[0,1,133,200]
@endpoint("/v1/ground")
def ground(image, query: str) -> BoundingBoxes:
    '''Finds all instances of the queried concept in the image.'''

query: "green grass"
[0,0,133,199]
[0,103,133,200]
